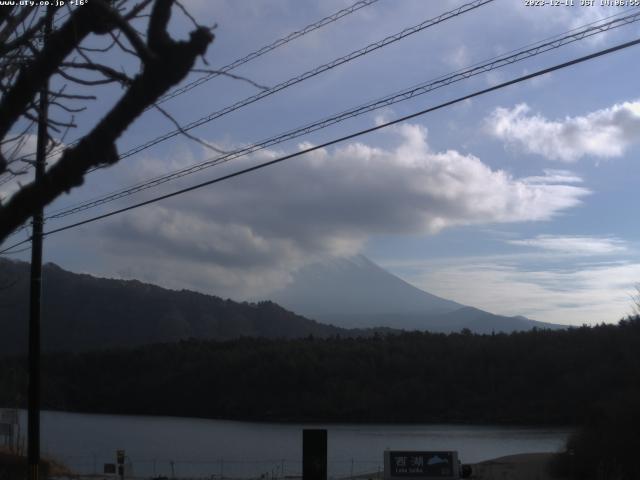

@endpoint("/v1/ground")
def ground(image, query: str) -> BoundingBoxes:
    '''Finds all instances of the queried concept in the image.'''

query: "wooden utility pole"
[28,10,52,480]
[302,429,327,480]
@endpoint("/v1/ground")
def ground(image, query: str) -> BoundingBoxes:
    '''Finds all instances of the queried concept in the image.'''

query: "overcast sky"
[3,0,640,326]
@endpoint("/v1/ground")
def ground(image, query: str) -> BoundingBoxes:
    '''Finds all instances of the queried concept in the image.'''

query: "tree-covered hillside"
[2,318,639,425]
[0,259,346,354]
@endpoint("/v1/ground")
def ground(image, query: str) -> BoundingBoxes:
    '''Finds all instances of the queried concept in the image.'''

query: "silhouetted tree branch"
[0,0,215,243]
[631,284,640,316]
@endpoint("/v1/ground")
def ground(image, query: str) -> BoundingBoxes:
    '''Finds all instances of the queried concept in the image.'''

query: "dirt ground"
[0,447,74,477]
[353,452,565,480]
[469,452,565,480]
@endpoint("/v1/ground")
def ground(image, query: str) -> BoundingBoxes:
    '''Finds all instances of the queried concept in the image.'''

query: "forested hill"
[1,318,639,425]
[0,258,347,354]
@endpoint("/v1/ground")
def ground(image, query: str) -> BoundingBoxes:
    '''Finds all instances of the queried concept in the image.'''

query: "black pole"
[302,429,327,480]
[28,10,52,480]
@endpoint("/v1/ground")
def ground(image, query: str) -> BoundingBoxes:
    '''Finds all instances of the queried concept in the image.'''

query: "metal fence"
[51,456,384,480]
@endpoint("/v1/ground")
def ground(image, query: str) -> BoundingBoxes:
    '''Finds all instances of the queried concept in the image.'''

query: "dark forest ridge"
[1,319,638,425]
[0,257,561,354]
[0,258,346,354]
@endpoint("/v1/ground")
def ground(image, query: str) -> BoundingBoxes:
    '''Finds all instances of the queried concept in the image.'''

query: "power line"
[154,0,380,106]
[32,0,490,189]
[43,0,502,218]
[44,8,640,221]
[0,0,506,202]
[0,244,32,255]
[3,33,639,254]
[98,0,496,163]
[0,0,381,183]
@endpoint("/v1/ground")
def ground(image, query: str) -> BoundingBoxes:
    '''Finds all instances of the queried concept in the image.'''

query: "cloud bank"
[487,101,640,162]
[508,235,627,255]
[96,123,588,298]
[404,258,640,326]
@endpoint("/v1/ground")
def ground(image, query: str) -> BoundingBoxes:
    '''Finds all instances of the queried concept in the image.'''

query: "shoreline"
[469,453,563,480]
[3,406,575,429]
[353,453,563,480]
[1,449,564,480]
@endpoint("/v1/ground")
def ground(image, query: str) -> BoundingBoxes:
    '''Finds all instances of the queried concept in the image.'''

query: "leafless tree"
[631,284,640,317]
[0,0,215,244]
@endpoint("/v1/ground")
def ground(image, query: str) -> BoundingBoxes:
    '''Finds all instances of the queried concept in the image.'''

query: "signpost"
[303,429,327,480]
[0,408,19,449]
[117,449,125,480]
[384,451,460,480]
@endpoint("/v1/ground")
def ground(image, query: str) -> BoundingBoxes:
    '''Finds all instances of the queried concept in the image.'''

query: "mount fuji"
[267,255,564,333]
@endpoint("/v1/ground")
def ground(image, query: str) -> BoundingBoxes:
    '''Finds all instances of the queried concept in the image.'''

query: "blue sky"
[3,0,640,325]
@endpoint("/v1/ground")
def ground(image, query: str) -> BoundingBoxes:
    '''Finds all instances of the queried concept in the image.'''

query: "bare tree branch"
[49,91,97,101]
[0,13,48,57]
[0,6,33,45]
[153,103,229,154]
[92,0,155,62]
[50,101,87,114]
[191,68,269,91]
[175,0,200,30]
[61,62,133,85]
[0,5,97,168]
[108,30,140,58]
[123,0,155,21]
[0,0,215,242]
[56,68,125,86]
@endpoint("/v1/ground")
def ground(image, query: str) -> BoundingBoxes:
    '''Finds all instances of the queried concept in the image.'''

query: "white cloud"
[95,122,588,298]
[487,101,640,162]
[553,5,619,35]
[392,258,640,326]
[506,3,621,43]
[508,235,627,255]
[522,169,583,185]
[0,134,64,203]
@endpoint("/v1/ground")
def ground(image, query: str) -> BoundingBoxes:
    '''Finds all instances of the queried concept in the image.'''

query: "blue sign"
[389,451,455,478]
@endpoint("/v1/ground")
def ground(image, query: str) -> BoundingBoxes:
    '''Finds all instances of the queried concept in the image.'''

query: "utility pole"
[28,9,52,480]
[302,429,327,480]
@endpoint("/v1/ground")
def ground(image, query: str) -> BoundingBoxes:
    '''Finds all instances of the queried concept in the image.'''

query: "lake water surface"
[16,410,570,478]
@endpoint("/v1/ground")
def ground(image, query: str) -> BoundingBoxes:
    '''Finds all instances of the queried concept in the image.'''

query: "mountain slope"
[0,259,346,354]
[267,255,565,332]
[268,255,463,319]
[0,254,564,356]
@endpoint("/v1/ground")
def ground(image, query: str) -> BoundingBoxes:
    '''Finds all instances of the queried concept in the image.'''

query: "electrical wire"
[107,0,495,164]
[3,33,639,254]
[38,0,501,218]
[44,8,640,221]
[0,0,381,182]
[154,0,381,106]
[2,0,496,241]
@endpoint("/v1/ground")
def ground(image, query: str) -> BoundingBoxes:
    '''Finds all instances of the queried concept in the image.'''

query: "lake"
[13,410,570,478]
